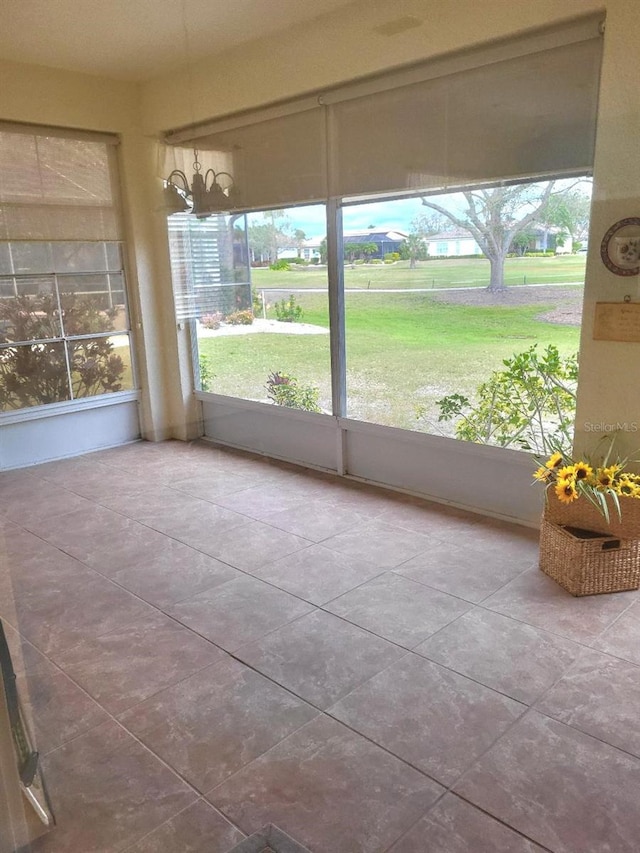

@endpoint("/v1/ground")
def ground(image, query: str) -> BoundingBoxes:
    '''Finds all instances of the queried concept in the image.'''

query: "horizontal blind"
[165,14,602,209]
[0,127,121,241]
[167,212,251,321]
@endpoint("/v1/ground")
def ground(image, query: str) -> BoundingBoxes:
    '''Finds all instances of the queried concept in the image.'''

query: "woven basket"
[544,494,640,540]
[539,513,640,596]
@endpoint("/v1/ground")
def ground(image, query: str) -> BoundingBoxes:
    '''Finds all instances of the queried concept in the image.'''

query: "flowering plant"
[533,443,640,523]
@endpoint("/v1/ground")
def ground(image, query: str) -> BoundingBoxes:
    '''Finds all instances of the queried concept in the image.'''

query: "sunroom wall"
[140,0,640,524]
[1,0,637,519]
[0,58,192,453]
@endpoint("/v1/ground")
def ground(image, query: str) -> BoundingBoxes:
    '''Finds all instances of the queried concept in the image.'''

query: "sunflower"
[545,452,563,470]
[573,461,593,481]
[533,467,552,482]
[555,478,579,503]
[616,477,640,497]
[596,465,620,489]
[556,465,576,482]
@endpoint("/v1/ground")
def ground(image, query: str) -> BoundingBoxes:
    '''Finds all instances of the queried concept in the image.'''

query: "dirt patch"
[429,285,583,326]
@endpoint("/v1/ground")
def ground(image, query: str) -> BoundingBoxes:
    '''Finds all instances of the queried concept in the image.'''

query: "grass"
[251,254,587,291]
[199,285,581,433]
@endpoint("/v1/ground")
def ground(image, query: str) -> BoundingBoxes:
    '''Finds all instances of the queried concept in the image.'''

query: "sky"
[245,178,593,241]
[247,198,430,240]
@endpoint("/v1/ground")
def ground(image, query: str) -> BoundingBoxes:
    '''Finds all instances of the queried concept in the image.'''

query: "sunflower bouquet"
[533,446,640,524]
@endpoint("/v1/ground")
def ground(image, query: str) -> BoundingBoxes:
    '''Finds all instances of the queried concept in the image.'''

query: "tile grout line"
[8,445,640,852]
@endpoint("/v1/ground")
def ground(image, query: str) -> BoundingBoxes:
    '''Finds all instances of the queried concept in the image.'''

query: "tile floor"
[2,440,640,853]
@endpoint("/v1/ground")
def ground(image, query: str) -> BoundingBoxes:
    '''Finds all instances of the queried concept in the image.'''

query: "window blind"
[0,127,121,241]
[165,14,603,210]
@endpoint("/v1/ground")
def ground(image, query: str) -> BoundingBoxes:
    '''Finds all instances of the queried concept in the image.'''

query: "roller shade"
[330,36,602,197]
[0,127,121,241]
[175,106,327,211]
[165,14,603,209]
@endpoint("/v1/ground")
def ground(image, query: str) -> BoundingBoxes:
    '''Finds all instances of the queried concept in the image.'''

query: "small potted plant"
[533,442,640,595]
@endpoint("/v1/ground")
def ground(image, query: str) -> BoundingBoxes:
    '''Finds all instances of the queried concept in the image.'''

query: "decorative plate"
[600,217,640,276]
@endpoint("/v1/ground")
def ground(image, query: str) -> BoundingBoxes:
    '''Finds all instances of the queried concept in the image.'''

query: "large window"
[343,181,590,443]
[0,128,134,411]
[164,15,601,452]
[169,204,331,413]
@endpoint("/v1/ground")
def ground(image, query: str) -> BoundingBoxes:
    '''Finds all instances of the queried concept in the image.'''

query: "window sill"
[0,390,140,426]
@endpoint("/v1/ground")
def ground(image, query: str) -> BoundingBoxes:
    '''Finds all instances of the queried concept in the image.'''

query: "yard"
[198,255,584,435]
[252,254,587,291]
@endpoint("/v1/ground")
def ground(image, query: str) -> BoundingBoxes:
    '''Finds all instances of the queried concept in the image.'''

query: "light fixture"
[165,149,236,218]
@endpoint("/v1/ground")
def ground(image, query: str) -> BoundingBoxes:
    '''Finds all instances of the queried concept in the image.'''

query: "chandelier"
[164,149,236,218]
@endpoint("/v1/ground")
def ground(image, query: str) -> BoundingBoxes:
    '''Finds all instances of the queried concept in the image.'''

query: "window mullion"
[53,272,75,399]
[327,198,346,418]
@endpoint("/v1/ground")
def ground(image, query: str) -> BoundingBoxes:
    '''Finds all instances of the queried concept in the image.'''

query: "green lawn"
[200,285,581,433]
[251,254,586,292]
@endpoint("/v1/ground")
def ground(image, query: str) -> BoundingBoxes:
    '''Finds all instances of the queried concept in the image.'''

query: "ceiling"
[0,0,360,82]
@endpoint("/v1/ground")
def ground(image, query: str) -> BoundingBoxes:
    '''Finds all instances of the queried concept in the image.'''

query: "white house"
[278,237,323,262]
[425,230,482,257]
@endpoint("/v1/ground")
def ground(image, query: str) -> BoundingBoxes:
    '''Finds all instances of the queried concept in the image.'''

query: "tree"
[400,232,428,268]
[247,211,291,263]
[420,182,556,292]
[360,242,378,260]
[511,227,536,256]
[344,242,362,263]
[540,187,592,245]
[400,213,449,268]
[293,229,307,258]
[410,212,450,238]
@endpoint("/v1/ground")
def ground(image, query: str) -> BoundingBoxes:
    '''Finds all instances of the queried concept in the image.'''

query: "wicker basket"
[544,494,640,540]
[539,513,640,596]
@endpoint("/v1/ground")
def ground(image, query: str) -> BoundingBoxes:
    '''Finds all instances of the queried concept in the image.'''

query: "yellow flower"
[616,476,640,497]
[573,461,593,481]
[557,465,576,481]
[545,452,563,470]
[555,478,579,503]
[596,465,622,489]
[533,467,552,482]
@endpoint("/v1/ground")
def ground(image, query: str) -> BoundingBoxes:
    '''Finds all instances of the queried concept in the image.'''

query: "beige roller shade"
[165,14,602,209]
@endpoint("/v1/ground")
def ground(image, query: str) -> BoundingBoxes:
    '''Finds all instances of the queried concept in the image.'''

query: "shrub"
[266,371,321,412]
[431,344,578,454]
[383,252,400,262]
[269,259,290,271]
[274,295,303,323]
[198,353,214,391]
[0,293,125,411]
[252,290,264,315]
[368,258,383,264]
[226,309,254,325]
[383,259,394,264]
[353,258,365,265]
[199,312,223,330]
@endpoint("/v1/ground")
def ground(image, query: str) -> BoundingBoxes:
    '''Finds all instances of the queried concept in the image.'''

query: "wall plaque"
[593,301,640,342]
